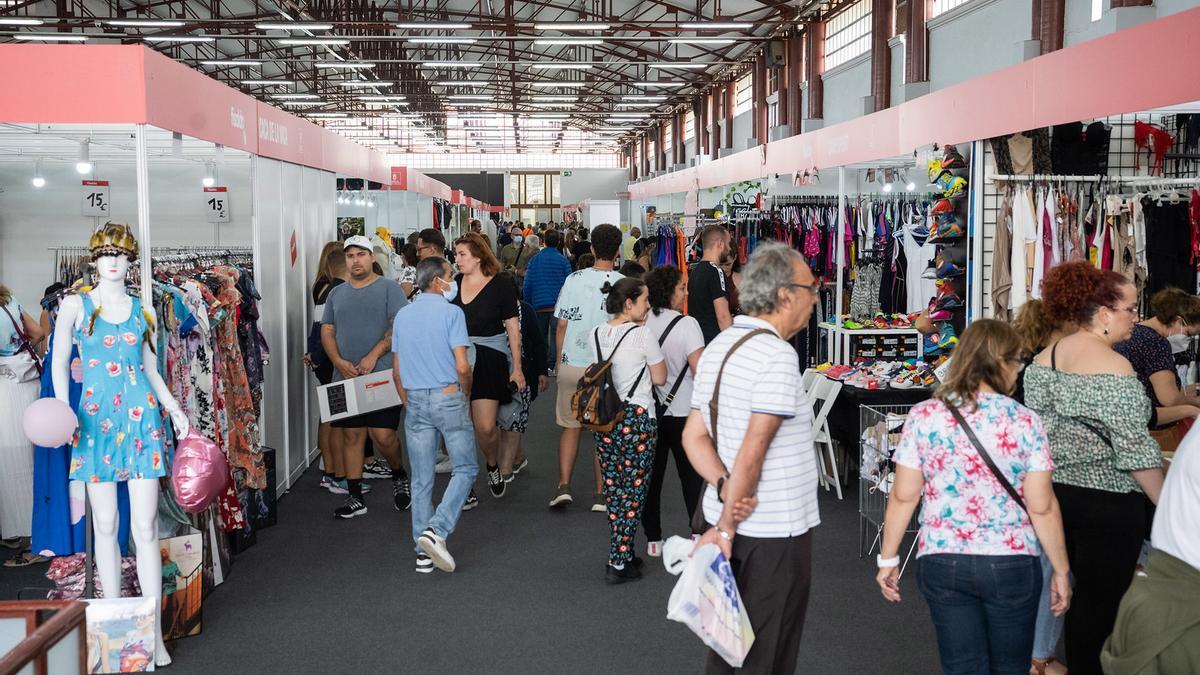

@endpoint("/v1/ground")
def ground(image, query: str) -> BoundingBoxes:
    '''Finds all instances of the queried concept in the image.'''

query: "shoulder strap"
[1050,341,1059,370]
[708,328,773,449]
[1,304,43,377]
[1045,341,1114,448]
[658,314,685,346]
[947,404,1027,513]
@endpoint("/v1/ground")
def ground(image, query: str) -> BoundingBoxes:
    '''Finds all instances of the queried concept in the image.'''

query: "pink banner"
[0,45,147,124]
[143,49,259,154]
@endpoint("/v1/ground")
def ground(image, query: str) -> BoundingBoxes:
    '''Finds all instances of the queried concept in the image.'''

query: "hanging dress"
[70,294,168,483]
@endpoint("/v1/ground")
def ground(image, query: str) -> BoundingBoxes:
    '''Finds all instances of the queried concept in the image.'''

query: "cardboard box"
[317,369,402,423]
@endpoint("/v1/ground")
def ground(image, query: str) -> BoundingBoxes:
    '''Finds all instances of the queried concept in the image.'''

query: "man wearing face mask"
[1115,287,1200,451]
[499,232,536,277]
[391,256,476,574]
[687,225,735,344]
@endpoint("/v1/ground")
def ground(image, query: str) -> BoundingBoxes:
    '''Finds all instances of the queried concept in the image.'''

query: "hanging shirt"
[901,222,938,314]
[1009,186,1035,311]
[1031,188,1047,300]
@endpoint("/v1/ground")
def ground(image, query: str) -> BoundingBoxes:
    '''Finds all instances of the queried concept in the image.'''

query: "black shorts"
[330,405,402,430]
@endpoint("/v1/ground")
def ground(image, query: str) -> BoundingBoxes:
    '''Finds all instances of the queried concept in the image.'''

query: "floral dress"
[70,294,167,482]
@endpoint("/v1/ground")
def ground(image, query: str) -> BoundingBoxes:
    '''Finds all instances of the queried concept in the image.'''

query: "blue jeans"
[918,554,1042,675]
[404,388,478,553]
[1031,553,1065,660]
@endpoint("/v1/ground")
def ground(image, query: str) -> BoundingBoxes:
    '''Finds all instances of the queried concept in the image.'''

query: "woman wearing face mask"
[1114,287,1200,452]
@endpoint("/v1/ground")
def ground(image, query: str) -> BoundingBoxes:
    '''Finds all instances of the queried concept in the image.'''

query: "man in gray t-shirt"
[320,235,410,520]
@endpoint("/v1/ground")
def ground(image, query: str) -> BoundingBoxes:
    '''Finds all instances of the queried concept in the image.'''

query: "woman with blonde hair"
[306,242,351,493]
[0,283,44,561]
[451,233,525,502]
[877,319,1071,675]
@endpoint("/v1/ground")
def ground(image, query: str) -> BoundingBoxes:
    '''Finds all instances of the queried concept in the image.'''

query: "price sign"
[81,180,110,217]
[203,187,230,223]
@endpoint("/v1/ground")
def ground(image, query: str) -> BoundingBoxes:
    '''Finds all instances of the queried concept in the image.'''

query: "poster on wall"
[160,529,204,642]
[337,217,365,241]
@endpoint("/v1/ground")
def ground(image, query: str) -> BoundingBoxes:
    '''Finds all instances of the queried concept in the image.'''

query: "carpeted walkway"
[1,391,939,673]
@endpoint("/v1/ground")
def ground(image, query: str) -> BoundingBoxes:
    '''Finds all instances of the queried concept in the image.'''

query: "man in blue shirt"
[392,256,477,574]
[523,228,573,370]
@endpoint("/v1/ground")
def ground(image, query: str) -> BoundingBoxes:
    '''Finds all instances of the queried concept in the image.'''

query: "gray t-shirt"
[321,276,407,381]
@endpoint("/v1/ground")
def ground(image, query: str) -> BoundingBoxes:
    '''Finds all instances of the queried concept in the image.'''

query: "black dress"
[452,274,520,402]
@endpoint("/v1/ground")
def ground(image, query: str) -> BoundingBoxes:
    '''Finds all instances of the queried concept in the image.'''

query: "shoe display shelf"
[818,322,922,366]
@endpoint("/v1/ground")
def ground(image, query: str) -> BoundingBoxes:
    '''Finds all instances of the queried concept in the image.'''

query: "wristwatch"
[876,554,900,568]
[716,527,734,542]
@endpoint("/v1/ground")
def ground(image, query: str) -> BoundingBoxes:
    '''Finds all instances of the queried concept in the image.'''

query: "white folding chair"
[807,377,844,500]
[801,368,820,397]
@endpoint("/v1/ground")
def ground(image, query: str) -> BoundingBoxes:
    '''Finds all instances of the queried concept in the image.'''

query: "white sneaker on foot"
[417,528,456,572]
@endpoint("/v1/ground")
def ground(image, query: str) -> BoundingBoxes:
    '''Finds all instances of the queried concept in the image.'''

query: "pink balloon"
[22,398,79,447]
[171,431,229,513]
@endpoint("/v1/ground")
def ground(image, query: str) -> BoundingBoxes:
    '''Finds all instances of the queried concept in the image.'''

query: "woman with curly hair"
[1022,261,1166,675]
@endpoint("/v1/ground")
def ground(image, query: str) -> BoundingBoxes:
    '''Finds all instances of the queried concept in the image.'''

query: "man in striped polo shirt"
[682,242,822,674]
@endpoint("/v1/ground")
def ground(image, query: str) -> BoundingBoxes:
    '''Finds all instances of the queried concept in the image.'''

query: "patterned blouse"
[1023,363,1162,493]
[895,393,1053,558]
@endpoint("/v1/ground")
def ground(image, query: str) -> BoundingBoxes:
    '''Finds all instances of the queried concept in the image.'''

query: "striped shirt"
[690,315,821,538]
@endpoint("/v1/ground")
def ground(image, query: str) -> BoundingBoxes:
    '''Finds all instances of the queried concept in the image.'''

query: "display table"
[818,322,921,365]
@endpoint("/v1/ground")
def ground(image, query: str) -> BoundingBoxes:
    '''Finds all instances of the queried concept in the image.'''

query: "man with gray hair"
[682,242,822,673]
[392,256,477,574]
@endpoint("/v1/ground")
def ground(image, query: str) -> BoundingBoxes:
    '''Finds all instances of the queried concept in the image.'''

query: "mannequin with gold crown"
[52,223,188,666]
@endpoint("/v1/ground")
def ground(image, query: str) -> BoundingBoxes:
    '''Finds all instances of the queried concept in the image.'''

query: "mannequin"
[51,223,188,667]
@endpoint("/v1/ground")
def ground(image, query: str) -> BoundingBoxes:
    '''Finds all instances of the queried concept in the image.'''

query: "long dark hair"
[601,277,646,316]
[644,265,681,315]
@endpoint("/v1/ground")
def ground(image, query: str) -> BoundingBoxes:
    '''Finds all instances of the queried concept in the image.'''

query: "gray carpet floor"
[1,390,940,674]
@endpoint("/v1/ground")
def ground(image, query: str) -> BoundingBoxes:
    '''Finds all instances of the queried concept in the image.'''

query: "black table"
[826,385,932,465]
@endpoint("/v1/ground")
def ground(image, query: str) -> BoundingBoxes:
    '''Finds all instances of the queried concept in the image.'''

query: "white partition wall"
[253,156,336,493]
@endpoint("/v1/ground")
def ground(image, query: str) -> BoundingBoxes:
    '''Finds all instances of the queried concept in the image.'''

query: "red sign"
[289,231,297,267]
[82,179,110,188]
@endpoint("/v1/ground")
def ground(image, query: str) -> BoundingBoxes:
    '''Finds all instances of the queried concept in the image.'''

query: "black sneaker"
[512,457,529,476]
[487,465,506,498]
[362,460,392,480]
[415,553,434,574]
[605,563,643,585]
[462,489,479,512]
[548,484,573,508]
[393,478,412,511]
[334,496,367,520]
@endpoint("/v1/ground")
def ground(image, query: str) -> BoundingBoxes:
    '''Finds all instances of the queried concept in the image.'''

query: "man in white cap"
[321,235,411,519]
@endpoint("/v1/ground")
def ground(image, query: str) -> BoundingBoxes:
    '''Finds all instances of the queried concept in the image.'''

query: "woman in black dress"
[452,233,526,499]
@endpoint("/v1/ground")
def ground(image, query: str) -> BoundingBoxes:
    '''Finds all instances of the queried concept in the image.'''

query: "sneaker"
[941,144,967,169]
[362,461,392,480]
[512,457,529,476]
[591,492,606,513]
[415,553,434,574]
[487,465,506,498]
[930,197,955,215]
[935,262,964,279]
[605,563,643,584]
[548,484,573,508]
[434,455,453,475]
[393,478,412,512]
[921,260,937,280]
[417,528,456,573]
[330,480,370,495]
[319,475,337,491]
[647,540,664,558]
[334,496,367,519]
[463,489,479,511]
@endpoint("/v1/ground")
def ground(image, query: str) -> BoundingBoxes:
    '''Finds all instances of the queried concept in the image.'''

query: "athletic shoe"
[462,489,479,511]
[502,473,516,484]
[393,478,412,512]
[941,144,967,169]
[930,198,955,215]
[334,497,367,520]
[592,492,606,513]
[630,555,646,570]
[512,457,529,476]
[415,553,434,574]
[319,475,337,492]
[921,260,937,280]
[942,175,969,198]
[417,528,456,573]
[647,540,664,558]
[330,479,370,495]
[928,307,953,321]
[434,455,453,475]
[935,262,964,279]
[605,563,643,585]
[843,319,865,330]
[362,461,392,480]
[487,465,506,498]
[548,484,573,508]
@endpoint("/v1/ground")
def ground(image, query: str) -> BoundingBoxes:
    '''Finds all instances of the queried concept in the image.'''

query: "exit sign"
[562,171,572,177]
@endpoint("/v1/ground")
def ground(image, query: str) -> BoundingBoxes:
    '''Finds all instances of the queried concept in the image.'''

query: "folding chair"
[807,376,844,500]
[801,368,820,397]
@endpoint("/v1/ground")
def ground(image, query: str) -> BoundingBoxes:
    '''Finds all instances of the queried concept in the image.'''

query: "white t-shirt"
[1152,424,1200,570]
[554,268,624,367]
[644,309,705,418]
[591,323,664,411]
[902,221,938,314]
[690,315,820,538]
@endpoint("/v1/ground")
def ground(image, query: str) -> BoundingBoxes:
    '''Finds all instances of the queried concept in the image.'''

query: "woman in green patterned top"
[1023,262,1166,675]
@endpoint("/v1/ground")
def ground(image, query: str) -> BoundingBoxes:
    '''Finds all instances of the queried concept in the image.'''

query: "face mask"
[1168,332,1191,354]
[440,279,459,302]
[513,236,524,245]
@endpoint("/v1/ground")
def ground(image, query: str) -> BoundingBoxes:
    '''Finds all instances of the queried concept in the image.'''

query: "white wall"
[0,155,253,313]
[821,55,871,125]
[732,111,754,150]
[336,189,433,240]
[889,38,905,106]
[560,168,628,204]
[928,0,1032,90]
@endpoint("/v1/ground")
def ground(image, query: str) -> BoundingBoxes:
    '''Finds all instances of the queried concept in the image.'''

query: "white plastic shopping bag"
[663,536,755,667]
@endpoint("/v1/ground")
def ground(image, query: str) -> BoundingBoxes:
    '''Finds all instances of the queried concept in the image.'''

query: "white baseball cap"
[343,235,372,252]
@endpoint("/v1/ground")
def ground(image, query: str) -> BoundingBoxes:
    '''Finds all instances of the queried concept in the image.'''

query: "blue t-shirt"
[0,300,26,357]
[392,293,470,390]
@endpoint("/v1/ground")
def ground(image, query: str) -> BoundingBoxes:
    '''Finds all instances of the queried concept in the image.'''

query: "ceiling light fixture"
[422,61,482,68]
[676,21,753,30]
[255,21,334,30]
[632,81,686,88]
[307,112,350,118]
[646,62,707,69]
[106,18,184,27]
[75,140,92,174]
[529,82,586,88]
[406,37,477,44]
[201,59,262,67]
[143,35,215,43]
[451,102,492,107]
[531,96,577,102]
[622,95,666,101]
[533,22,610,31]
[280,101,323,107]
[447,95,490,100]
[531,64,592,70]
[315,62,375,69]
[272,93,321,99]
[437,80,486,86]
[667,38,735,45]
[533,38,604,45]
[616,102,658,107]
[202,161,216,187]
[242,79,295,86]
[279,37,350,46]
[0,18,45,26]
[14,34,89,41]
[357,95,406,101]
[31,159,45,188]
[394,22,472,30]
[337,80,393,87]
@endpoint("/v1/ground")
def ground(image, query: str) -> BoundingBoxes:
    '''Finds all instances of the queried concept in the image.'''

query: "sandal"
[3,552,49,568]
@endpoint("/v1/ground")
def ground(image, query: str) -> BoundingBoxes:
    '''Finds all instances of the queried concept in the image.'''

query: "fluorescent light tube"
[255,21,334,30]
[272,93,321,99]
[316,62,375,69]
[406,37,476,44]
[15,34,88,41]
[422,62,482,68]
[278,37,349,46]
[676,22,752,29]
[533,22,610,30]
[448,95,491,100]
[0,18,44,25]
[337,80,393,87]
[529,82,586,88]
[107,19,184,27]
[667,38,735,45]
[242,79,296,86]
[394,22,472,29]
[632,81,686,87]
[646,63,707,69]
[143,35,215,43]
[533,39,603,45]
[202,59,262,66]
[531,64,592,70]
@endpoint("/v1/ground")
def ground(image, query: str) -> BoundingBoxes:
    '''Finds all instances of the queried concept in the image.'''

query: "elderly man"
[392,256,477,574]
[499,231,537,276]
[682,242,822,674]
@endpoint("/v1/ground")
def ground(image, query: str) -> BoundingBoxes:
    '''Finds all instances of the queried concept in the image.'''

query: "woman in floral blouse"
[876,319,1071,675]
[1023,262,1166,675]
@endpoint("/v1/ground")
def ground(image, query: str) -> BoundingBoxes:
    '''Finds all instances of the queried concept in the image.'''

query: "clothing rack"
[989,173,1199,185]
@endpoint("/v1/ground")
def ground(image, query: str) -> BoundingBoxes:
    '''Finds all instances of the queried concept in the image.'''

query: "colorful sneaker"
[928,307,953,322]
[330,480,370,495]
[936,262,964,279]
[921,260,938,280]
[889,314,912,328]
[334,496,368,520]
[872,314,890,330]
[843,318,865,330]
[362,460,392,480]
[930,197,955,215]
[941,144,967,170]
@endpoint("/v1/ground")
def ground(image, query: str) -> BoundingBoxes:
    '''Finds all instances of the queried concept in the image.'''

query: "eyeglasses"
[786,281,821,295]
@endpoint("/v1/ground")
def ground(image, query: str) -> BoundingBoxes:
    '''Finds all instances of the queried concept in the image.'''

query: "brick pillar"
[755,52,769,145]
[694,99,704,158]
[805,20,824,120]
[870,0,892,111]
[710,89,722,159]
[787,32,804,135]
[724,81,735,150]
[1032,0,1065,54]
[906,0,928,84]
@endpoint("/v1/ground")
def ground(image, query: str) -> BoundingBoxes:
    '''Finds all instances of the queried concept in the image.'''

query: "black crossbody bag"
[947,405,1027,512]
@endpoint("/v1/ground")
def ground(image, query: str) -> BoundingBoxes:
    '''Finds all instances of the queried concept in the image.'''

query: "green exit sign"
[562,171,572,177]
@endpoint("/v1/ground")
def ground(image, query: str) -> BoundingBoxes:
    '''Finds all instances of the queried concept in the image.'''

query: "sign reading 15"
[203,187,230,223]
[81,180,110,217]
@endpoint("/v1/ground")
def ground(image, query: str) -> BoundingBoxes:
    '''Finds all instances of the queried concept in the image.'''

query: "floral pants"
[594,404,657,567]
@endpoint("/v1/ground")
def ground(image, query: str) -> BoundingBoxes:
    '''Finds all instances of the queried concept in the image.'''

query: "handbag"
[947,404,1026,512]
[0,304,42,382]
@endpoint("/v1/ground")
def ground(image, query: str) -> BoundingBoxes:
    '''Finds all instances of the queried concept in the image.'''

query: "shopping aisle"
[0,391,938,673]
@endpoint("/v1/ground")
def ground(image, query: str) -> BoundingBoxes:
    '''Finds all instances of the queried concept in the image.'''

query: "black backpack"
[572,327,645,432]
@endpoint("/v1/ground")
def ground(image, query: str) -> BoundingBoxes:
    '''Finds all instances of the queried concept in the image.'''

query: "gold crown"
[88,223,139,261]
